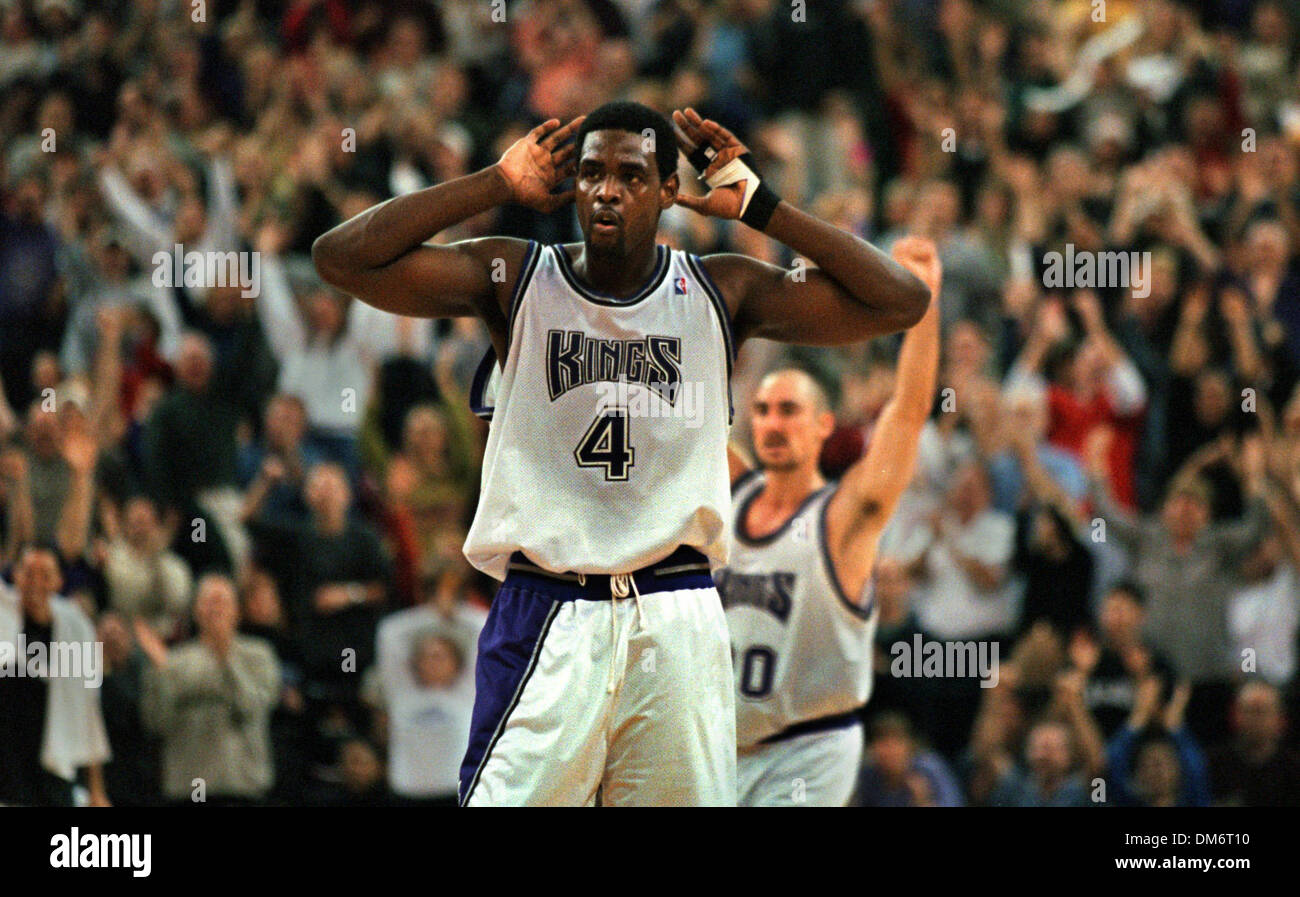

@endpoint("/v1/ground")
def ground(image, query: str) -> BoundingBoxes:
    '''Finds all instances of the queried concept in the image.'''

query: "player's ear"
[817,410,835,440]
[660,170,679,210]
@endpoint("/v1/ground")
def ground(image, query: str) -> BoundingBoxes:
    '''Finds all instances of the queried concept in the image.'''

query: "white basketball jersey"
[718,472,878,748]
[463,241,735,580]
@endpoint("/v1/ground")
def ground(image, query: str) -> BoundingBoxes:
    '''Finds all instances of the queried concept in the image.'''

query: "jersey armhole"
[469,347,498,421]
[819,484,877,622]
[687,253,736,425]
[505,241,542,351]
[731,467,763,497]
[471,241,542,421]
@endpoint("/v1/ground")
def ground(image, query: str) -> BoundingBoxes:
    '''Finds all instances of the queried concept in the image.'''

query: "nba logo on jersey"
[674,276,688,295]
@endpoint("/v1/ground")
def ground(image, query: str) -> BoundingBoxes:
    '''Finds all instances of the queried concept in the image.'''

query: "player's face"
[750,377,831,472]
[575,130,675,255]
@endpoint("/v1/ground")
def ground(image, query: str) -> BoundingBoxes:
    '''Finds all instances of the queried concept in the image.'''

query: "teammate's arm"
[671,109,928,346]
[312,117,585,322]
[824,237,942,600]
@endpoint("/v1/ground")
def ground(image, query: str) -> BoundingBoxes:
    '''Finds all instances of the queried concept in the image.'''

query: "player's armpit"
[726,440,753,486]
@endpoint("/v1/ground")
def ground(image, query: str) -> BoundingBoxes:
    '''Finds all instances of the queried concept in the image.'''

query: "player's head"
[750,369,834,473]
[573,101,679,256]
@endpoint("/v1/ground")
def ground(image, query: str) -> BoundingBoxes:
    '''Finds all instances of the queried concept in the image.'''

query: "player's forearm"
[313,166,511,281]
[763,202,929,330]
[889,273,941,426]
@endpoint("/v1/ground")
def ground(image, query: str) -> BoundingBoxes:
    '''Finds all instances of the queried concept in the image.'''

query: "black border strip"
[459,598,561,807]
[552,243,670,307]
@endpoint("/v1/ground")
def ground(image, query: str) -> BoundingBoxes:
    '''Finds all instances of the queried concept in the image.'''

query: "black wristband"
[740,182,780,231]
[735,152,779,231]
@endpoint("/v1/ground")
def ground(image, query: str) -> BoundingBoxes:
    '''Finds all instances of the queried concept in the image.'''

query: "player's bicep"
[734,261,902,347]
[318,237,518,320]
[839,400,928,528]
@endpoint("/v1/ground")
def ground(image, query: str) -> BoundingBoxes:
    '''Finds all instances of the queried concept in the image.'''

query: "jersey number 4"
[575,407,635,481]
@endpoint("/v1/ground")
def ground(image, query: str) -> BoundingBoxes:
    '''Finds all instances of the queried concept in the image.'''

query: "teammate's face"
[575,130,676,256]
[750,374,833,473]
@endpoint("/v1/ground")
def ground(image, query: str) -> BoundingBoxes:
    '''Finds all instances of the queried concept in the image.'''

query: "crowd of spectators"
[1,0,1299,806]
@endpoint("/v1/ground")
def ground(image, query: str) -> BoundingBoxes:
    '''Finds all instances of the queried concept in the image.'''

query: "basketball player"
[312,101,929,806]
[720,236,941,806]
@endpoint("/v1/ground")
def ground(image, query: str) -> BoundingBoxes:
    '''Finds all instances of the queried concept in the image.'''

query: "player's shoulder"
[694,252,784,323]
[457,235,536,268]
[694,251,772,287]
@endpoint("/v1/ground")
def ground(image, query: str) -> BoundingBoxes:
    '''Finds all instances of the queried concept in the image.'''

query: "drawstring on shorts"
[605,572,645,695]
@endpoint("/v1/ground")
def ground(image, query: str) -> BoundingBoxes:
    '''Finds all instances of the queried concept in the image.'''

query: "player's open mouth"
[591,211,621,233]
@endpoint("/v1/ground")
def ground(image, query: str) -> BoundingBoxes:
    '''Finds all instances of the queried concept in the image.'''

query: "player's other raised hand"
[889,236,942,296]
[671,107,752,219]
[494,116,585,213]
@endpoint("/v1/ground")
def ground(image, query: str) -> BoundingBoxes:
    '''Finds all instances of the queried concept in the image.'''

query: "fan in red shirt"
[1011,291,1147,509]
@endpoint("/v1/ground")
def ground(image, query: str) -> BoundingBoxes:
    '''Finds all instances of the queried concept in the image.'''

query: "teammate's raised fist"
[494,116,586,213]
[889,236,942,296]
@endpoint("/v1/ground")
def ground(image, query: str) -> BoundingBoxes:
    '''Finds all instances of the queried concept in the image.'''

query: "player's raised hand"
[671,108,751,219]
[889,236,942,296]
[495,116,585,213]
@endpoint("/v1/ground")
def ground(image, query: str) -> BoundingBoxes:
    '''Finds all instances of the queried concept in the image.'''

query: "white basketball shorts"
[459,548,737,806]
[737,721,864,807]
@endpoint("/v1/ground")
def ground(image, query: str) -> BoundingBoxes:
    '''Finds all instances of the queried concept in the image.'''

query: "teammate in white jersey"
[721,237,942,806]
[312,101,929,806]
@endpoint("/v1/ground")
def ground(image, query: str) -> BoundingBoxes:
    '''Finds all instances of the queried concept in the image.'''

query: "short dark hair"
[1134,723,1179,758]
[869,711,915,742]
[1108,579,1146,607]
[575,101,679,183]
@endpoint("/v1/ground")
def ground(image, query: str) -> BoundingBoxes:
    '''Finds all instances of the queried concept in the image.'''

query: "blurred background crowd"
[1,0,1299,807]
